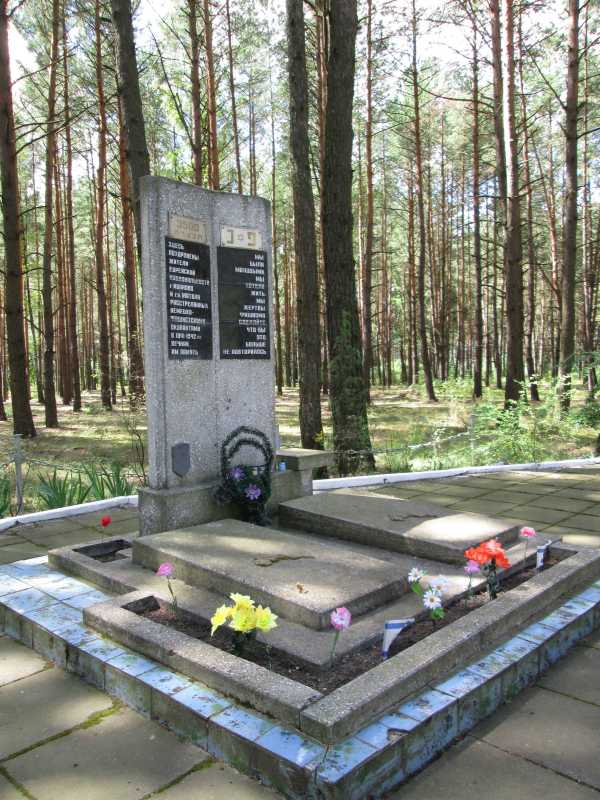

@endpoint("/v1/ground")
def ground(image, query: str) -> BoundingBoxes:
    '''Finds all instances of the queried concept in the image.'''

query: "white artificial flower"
[423,589,442,610]
[429,576,449,594]
[408,567,426,584]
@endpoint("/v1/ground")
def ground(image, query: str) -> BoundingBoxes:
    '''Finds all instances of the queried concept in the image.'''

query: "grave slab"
[279,490,520,563]
[133,519,407,630]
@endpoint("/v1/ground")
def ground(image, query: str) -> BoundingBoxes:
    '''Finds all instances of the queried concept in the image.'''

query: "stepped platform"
[280,489,520,563]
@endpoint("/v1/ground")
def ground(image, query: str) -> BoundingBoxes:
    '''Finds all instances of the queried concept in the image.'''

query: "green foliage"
[572,401,600,428]
[0,472,11,518]
[381,441,413,473]
[468,381,579,465]
[37,461,134,510]
[82,463,135,500]
[37,470,91,510]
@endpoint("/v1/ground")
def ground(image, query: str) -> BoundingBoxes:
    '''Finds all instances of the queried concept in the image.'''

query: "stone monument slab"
[132,519,407,630]
[279,489,520,563]
[140,177,276,491]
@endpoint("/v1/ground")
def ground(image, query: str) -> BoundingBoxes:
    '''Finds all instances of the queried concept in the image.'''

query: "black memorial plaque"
[165,236,212,359]
[218,246,270,359]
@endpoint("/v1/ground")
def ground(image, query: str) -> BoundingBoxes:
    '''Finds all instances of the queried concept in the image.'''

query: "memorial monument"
[137,177,329,535]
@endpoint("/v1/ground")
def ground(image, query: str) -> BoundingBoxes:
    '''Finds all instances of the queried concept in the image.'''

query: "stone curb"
[1,556,600,798]
[299,548,600,742]
[83,589,322,727]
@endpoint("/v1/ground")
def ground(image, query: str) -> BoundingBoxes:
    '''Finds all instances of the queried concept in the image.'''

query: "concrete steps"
[279,489,520,564]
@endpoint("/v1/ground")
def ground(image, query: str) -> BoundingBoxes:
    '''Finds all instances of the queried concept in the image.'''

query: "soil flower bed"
[138,559,558,694]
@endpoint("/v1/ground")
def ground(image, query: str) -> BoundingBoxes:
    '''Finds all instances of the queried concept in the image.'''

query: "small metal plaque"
[172,443,191,477]
[169,214,209,244]
[220,225,263,250]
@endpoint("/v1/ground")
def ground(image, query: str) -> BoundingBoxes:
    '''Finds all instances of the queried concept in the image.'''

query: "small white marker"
[382,619,415,659]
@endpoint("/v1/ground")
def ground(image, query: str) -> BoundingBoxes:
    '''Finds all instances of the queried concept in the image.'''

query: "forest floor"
[0,377,598,514]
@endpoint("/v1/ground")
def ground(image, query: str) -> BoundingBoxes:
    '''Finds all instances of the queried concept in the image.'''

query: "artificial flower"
[210,604,233,635]
[330,607,352,631]
[429,576,448,593]
[245,484,262,501]
[254,605,278,632]
[520,526,536,538]
[156,562,173,577]
[229,593,255,609]
[464,560,480,574]
[100,515,112,528]
[422,589,442,610]
[408,567,426,584]
[230,606,257,633]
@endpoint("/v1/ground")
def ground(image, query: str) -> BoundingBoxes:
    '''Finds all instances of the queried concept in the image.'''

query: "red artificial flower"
[100,515,112,528]
[464,539,510,570]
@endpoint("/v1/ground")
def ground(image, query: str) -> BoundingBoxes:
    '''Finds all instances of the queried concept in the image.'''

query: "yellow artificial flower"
[210,604,233,636]
[230,593,255,610]
[254,605,278,632]
[229,606,256,633]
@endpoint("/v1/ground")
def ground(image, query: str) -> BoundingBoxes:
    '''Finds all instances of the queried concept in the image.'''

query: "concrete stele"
[140,176,276,490]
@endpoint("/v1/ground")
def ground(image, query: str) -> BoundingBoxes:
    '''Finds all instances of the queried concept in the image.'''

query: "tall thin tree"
[502,0,524,404]
[322,0,374,472]
[411,0,437,402]
[558,0,580,410]
[286,0,323,450]
[0,0,36,436]
[110,0,151,258]
[41,0,60,427]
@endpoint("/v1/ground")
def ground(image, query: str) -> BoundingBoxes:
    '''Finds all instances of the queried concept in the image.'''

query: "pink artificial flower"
[330,607,352,631]
[520,526,536,538]
[464,560,480,575]
[100,515,112,528]
[156,562,174,577]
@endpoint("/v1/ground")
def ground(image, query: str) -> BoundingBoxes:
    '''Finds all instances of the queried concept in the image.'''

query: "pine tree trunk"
[203,0,219,190]
[94,0,112,410]
[502,0,524,405]
[225,0,242,193]
[118,97,145,404]
[110,0,151,259]
[362,0,374,397]
[559,0,580,410]
[286,0,323,450]
[0,2,36,436]
[188,0,203,186]
[41,0,60,427]
[518,12,540,402]
[471,20,483,399]
[322,0,373,473]
[411,0,437,402]
[63,16,81,411]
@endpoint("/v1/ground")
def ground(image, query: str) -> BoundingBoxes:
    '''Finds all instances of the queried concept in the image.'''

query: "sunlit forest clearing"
[1,381,597,513]
[1,0,599,498]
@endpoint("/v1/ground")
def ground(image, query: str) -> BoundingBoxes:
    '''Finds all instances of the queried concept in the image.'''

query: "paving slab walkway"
[1,470,600,798]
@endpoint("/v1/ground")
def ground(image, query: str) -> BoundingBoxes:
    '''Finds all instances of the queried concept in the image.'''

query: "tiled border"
[1,556,600,799]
